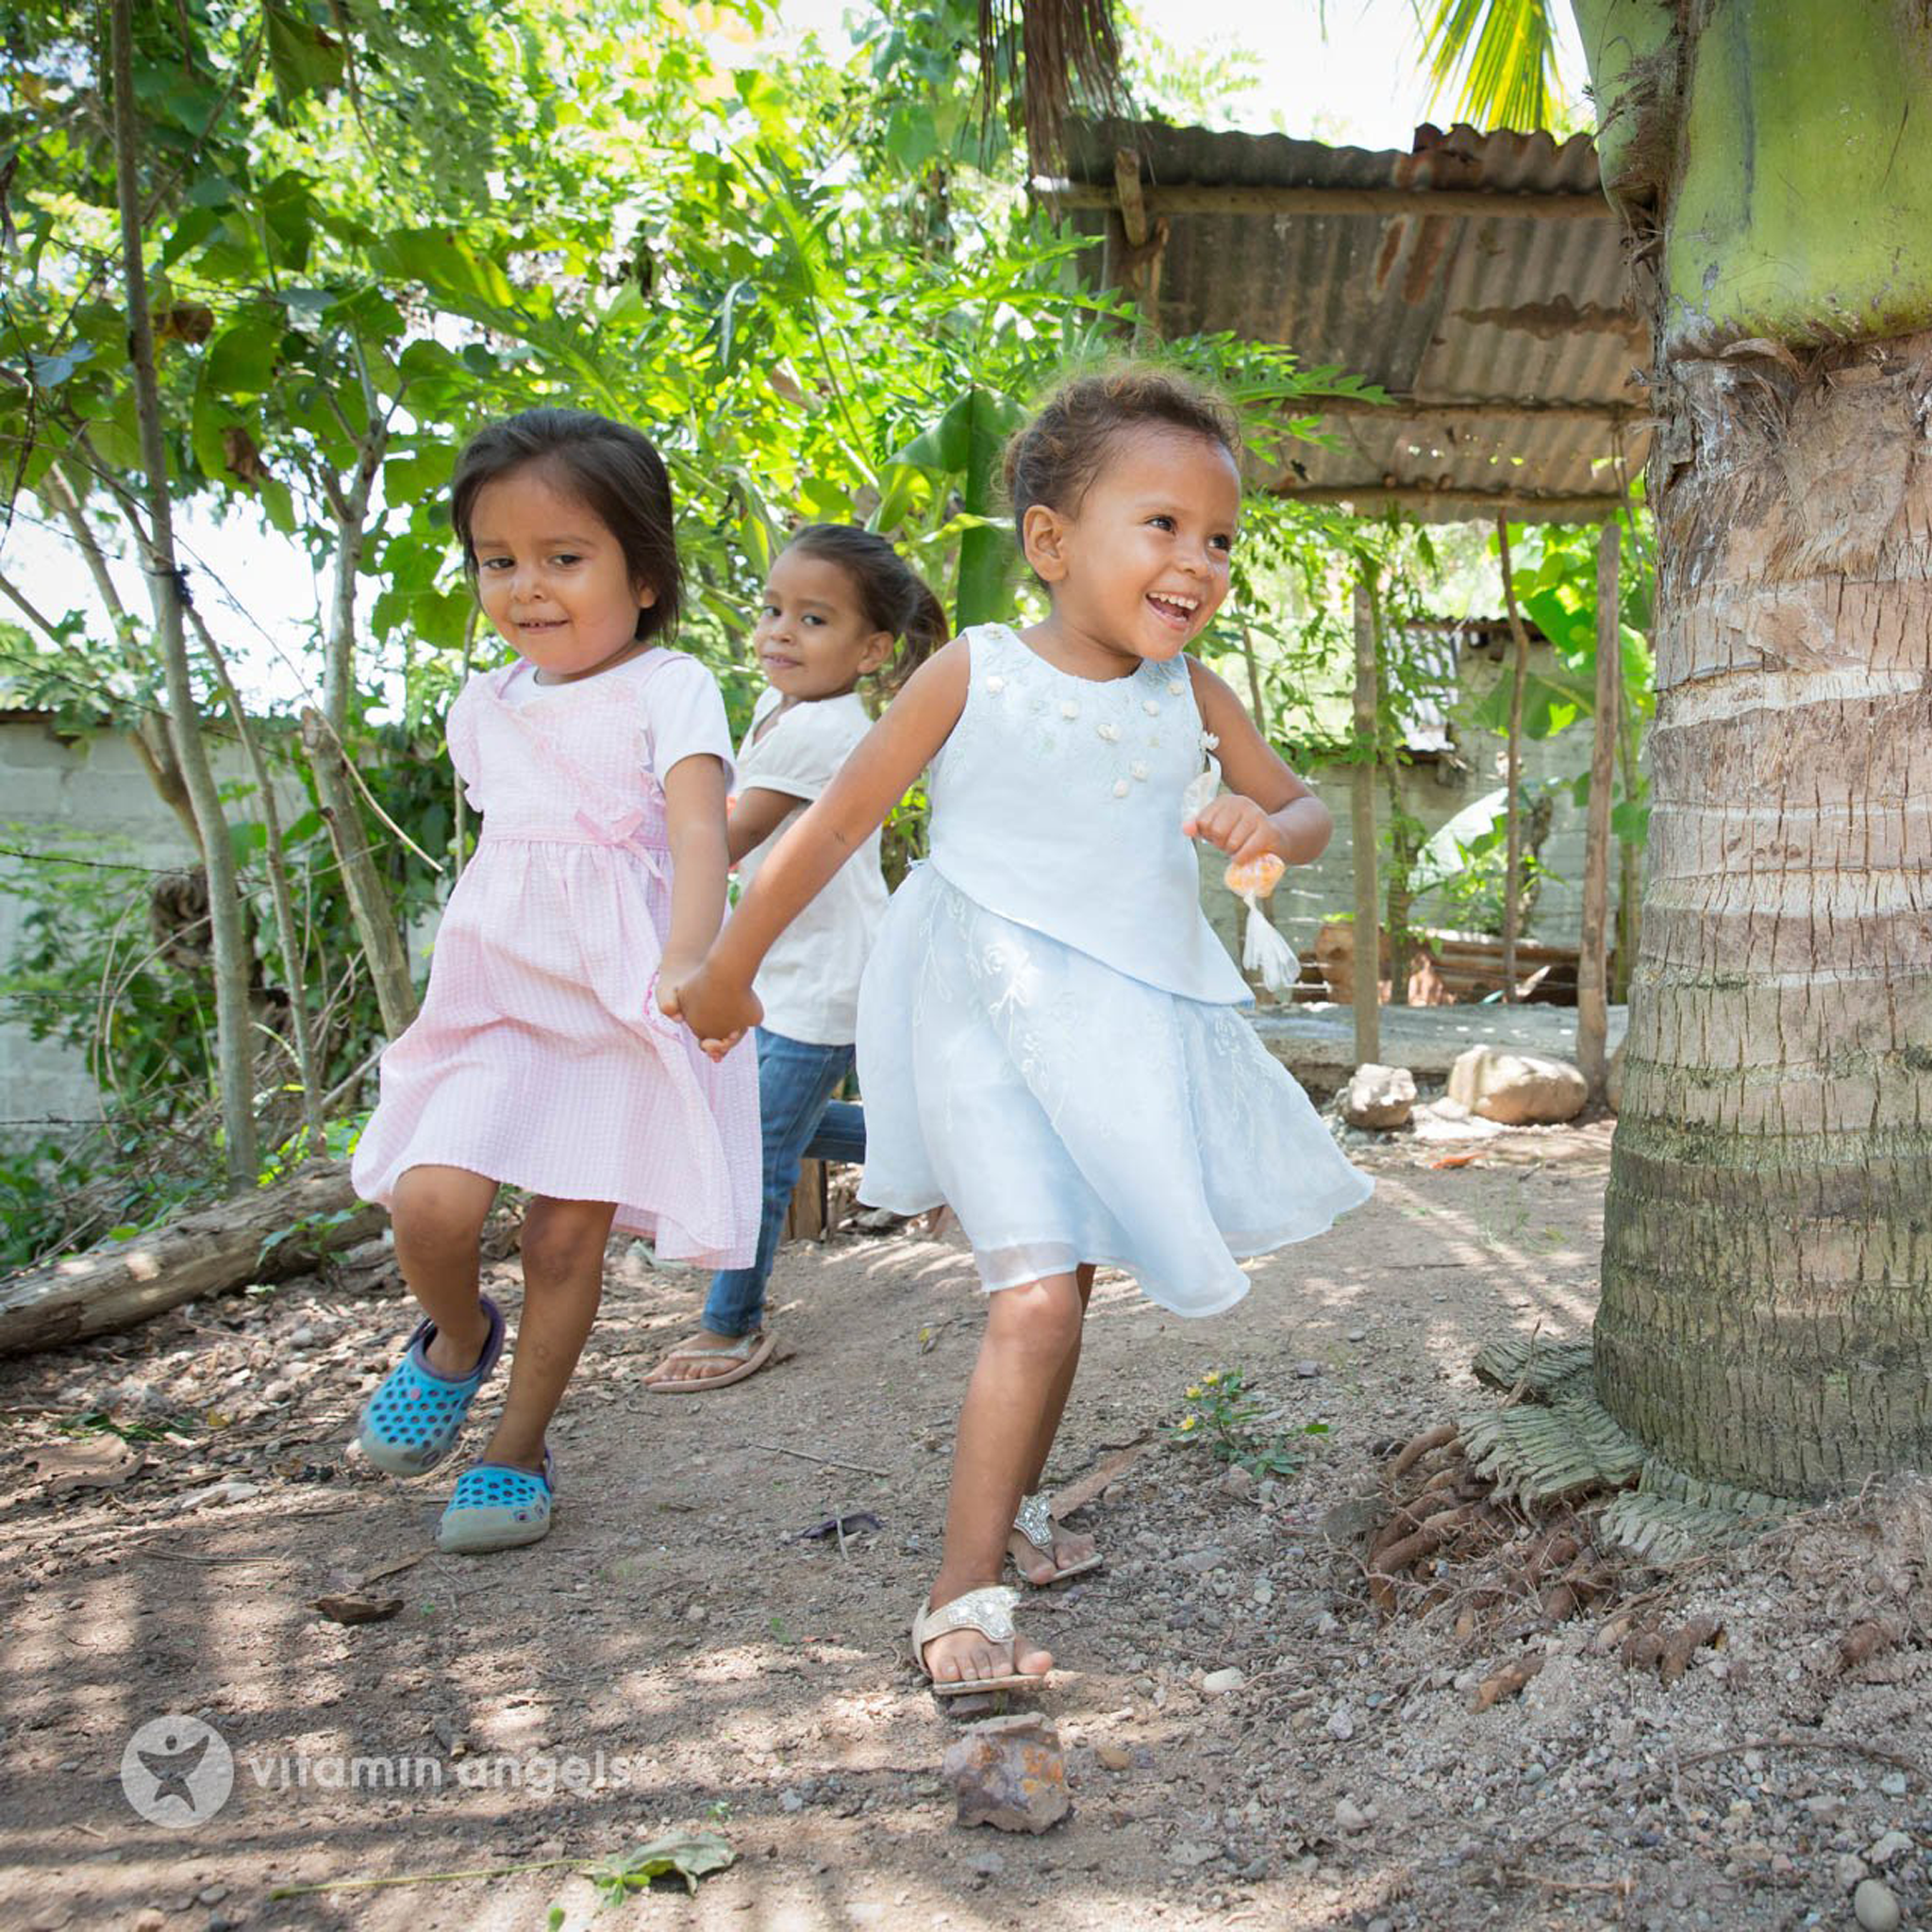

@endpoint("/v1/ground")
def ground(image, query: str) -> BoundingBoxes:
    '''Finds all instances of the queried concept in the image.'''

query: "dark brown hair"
[783,525,950,692]
[451,408,683,641]
[1003,365,1241,540]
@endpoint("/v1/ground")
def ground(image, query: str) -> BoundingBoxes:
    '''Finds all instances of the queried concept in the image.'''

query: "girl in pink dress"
[350,408,758,1554]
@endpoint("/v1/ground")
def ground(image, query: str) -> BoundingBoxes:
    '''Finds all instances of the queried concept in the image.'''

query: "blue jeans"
[702,1027,866,1339]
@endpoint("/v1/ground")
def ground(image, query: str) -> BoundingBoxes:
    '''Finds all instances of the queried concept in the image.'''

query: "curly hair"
[1002,365,1241,535]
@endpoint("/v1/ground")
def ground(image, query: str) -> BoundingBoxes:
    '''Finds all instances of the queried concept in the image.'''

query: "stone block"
[1447,1045,1588,1125]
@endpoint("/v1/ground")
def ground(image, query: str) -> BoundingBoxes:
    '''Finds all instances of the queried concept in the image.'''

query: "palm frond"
[977,0,1126,169]
[1414,0,1559,133]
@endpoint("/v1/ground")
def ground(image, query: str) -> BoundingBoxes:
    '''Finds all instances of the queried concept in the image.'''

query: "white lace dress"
[856,623,1373,1315]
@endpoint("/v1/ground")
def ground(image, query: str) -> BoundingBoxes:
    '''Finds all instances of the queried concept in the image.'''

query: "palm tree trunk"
[1593,338,1932,1495]
[1571,0,1932,1497]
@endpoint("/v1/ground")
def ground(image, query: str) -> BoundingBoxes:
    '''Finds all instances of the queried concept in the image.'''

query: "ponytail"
[783,525,950,695]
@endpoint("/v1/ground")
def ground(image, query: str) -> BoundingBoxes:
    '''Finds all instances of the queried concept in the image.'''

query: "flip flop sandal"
[910,1586,1048,1697]
[1009,1491,1104,1587]
[644,1329,777,1393]
[356,1295,506,1476]
[437,1451,555,1554]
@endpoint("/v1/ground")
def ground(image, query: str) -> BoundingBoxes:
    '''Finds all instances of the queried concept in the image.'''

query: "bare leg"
[479,1194,615,1473]
[1008,1265,1101,1583]
[920,1272,1083,1688]
[390,1165,499,1377]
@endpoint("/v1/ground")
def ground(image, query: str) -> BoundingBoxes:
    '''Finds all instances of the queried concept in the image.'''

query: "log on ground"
[0,1160,385,1357]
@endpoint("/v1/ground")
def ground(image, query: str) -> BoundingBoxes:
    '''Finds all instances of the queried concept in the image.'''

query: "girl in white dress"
[675,368,1372,1691]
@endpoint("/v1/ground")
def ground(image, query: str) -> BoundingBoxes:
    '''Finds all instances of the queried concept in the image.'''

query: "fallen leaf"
[1471,1654,1544,1710]
[587,1831,736,1900]
[312,1593,404,1625]
[1430,1152,1484,1171]
[1053,1433,1154,1519]
[29,1439,145,1495]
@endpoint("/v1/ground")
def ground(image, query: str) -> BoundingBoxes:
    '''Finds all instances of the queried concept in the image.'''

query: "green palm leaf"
[1413,0,1561,132]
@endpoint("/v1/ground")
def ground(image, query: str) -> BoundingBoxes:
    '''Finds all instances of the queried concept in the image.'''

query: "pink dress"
[351,649,760,1266]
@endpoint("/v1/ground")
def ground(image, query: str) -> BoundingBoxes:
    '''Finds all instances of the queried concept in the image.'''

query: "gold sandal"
[909,1586,1048,1696]
[1008,1491,1104,1587]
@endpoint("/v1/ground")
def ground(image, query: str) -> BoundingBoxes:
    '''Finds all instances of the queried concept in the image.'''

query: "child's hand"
[671,960,762,1062]
[1184,793,1285,870]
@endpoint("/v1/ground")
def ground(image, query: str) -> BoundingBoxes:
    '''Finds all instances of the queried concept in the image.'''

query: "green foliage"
[585,1832,737,1902]
[1168,1366,1330,1479]
[1413,0,1570,136]
[0,0,1409,1231]
[1491,516,1656,850]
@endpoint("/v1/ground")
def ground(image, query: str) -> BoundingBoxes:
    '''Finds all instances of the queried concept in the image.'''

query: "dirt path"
[3,1122,1926,1931]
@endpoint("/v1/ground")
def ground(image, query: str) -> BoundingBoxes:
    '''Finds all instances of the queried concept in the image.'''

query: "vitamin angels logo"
[121,1715,234,1828]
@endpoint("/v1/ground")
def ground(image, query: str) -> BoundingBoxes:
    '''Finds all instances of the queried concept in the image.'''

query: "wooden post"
[1496,518,1531,1003]
[784,1160,828,1242]
[1350,579,1380,1066]
[1576,522,1622,1096]
[1112,147,1168,339]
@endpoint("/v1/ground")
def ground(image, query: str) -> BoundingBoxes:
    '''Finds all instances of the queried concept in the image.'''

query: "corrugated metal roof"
[1060,120,1648,522]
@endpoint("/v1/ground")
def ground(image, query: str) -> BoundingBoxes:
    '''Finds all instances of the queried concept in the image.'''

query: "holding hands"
[665,959,761,1061]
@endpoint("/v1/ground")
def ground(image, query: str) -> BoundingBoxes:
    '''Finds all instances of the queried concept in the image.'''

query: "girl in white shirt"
[647,525,945,1390]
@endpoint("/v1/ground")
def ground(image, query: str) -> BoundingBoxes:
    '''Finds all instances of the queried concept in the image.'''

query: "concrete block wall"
[1203,642,1626,971]
[0,719,259,1137]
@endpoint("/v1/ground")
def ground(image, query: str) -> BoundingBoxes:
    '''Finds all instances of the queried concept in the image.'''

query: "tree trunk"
[1349,579,1380,1064]
[1578,0,1932,1496]
[1574,521,1620,1096]
[0,1162,381,1357]
[1592,337,1932,1496]
[108,0,258,1188]
[305,412,419,1041]
[188,605,325,1151]
[1496,517,1530,1003]
[302,710,418,1040]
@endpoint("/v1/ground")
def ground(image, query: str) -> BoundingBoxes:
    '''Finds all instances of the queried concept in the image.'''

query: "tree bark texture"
[1576,0,1932,1496]
[1593,338,1932,1497]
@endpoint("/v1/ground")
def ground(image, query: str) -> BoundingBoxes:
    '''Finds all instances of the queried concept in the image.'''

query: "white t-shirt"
[498,649,735,788]
[736,687,886,1045]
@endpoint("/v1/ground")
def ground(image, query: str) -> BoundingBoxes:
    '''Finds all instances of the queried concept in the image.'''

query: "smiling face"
[754,546,893,703]
[1021,425,1241,675]
[468,464,656,682]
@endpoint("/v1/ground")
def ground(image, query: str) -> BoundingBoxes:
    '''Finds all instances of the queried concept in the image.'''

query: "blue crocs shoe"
[356,1296,505,1476]
[437,1452,554,1554]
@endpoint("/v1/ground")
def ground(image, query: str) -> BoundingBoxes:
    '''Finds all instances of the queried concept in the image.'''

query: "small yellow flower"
[1178,1415,1199,1432]
[1203,1370,1223,1387]
[1186,1384,1202,1399]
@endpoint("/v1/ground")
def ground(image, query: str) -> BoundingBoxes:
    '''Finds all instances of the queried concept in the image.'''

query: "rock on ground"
[1341,1063,1417,1130]
[941,1713,1071,1833]
[1447,1044,1588,1124]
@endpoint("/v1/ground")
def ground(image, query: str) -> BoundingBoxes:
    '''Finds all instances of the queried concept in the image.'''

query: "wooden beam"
[1305,395,1641,422]
[1350,580,1380,1068]
[1267,485,1627,521]
[1035,177,1615,221]
[1575,521,1621,1098]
